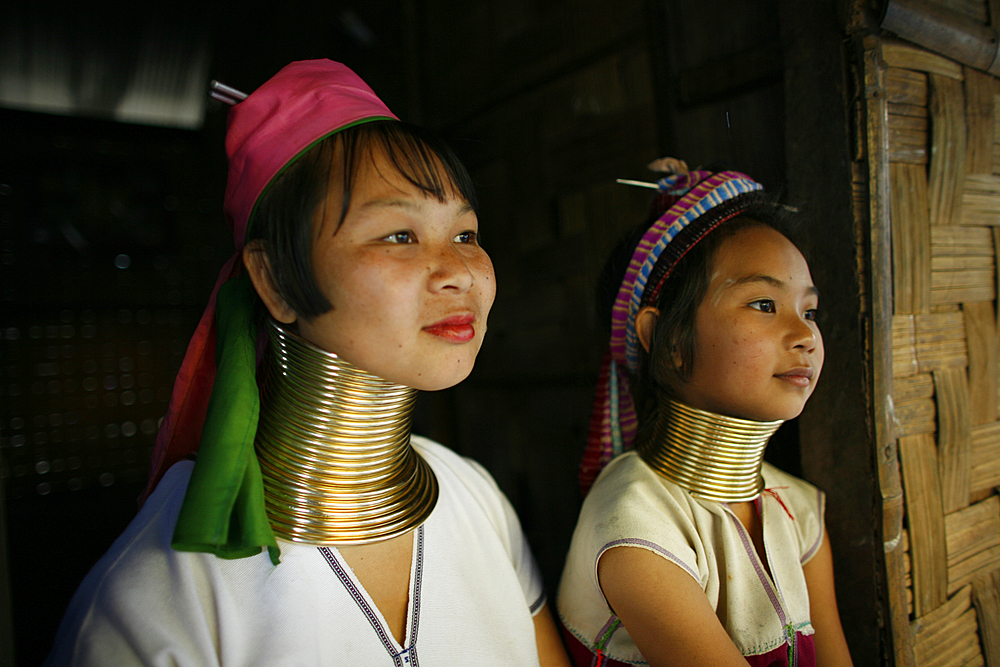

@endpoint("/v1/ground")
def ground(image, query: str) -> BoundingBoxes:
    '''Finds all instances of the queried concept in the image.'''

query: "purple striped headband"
[611,170,764,373]
[580,168,763,494]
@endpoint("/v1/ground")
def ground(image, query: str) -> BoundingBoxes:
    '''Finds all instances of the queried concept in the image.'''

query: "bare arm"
[597,546,750,667]
[533,601,571,667]
[802,531,853,667]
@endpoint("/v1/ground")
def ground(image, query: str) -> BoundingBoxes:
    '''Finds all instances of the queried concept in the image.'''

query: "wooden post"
[780,2,899,664]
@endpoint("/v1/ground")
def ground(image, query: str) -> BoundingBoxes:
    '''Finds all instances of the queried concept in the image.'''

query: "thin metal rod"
[616,178,659,189]
[209,80,248,105]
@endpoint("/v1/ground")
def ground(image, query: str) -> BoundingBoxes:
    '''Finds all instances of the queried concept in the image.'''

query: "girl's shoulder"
[760,462,825,518]
[760,462,827,562]
[579,452,717,548]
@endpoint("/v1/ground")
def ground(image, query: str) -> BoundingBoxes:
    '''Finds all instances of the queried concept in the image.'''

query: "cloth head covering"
[578,169,764,495]
[140,59,397,563]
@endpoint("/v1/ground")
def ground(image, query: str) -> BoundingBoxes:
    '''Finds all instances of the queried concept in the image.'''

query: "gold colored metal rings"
[637,400,783,502]
[255,321,438,545]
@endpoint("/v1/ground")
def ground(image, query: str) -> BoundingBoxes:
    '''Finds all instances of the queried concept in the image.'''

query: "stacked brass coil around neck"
[637,400,783,503]
[255,320,438,545]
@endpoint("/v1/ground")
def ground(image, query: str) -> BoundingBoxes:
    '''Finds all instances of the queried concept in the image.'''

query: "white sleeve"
[456,455,546,614]
[44,462,221,667]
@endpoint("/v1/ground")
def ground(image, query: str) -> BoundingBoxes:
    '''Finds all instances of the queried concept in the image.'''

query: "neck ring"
[636,400,783,502]
[255,320,437,545]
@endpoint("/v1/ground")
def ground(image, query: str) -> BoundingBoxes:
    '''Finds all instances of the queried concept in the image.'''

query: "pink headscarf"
[141,59,397,503]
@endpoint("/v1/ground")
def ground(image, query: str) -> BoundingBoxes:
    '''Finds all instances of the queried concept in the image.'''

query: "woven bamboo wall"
[880,37,1000,666]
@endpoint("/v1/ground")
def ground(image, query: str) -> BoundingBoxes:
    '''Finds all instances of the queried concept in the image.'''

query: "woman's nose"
[428,243,475,292]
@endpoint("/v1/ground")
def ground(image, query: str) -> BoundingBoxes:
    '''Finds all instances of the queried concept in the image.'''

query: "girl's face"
[292,146,496,391]
[671,224,823,422]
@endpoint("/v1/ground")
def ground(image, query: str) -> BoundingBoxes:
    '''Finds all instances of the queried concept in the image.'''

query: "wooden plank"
[883,39,965,79]
[898,398,939,437]
[995,88,1000,175]
[891,101,930,118]
[890,113,931,134]
[970,421,1000,492]
[915,607,979,667]
[945,496,1000,565]
[859,36,915,667]
[896,314,920,377]
[965,68,996,175]
[949,545,1000,594]
[890,106,930,163]
[930,74,968,226]
[972,569,1000,667]
[934,225,996,253]
[933,226,997,303]
[932,270,995,290]
[914,585,974,661]
[893,163,933,313]
[900,432,950,615]
[960,175,1000,226]
[935,367,973,512]
[888,66,930,106]
[995,228,1000,333]
[964,302,999,424]
[897,373,936,402]
[916,312,970,371]
[933,256,995,270]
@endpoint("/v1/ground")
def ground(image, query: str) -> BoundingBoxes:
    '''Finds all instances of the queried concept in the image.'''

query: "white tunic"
[47,436,545,666]
[557,452,824,663]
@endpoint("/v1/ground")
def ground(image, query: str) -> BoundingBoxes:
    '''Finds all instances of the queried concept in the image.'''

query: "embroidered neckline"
[319,525,425,666]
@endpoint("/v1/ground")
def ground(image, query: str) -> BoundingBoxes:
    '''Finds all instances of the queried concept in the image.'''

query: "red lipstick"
[424,314,476,343]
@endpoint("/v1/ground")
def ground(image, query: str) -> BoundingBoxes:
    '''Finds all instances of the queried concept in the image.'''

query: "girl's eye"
[804,308,818,321]
[454,230,479,244]
[749,299,776,313]
[382,231,415,244]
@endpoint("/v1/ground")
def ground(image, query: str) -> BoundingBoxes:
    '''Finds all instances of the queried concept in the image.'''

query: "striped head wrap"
[579,168,764,494]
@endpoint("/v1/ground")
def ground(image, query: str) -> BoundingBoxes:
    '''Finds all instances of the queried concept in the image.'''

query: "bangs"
[336,121,478,230]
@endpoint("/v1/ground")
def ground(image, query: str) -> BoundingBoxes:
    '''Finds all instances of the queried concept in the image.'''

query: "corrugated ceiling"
[0,5,211,129]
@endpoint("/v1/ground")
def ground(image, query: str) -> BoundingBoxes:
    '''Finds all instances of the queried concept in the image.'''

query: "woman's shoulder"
[409,434,515,529]
[410,434,496,489]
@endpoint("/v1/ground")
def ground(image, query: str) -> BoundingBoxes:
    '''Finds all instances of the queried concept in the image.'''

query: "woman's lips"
[775,367,814,388]
[423,314,476,343]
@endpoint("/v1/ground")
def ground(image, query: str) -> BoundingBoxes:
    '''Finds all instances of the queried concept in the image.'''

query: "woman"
[47,59,569,666]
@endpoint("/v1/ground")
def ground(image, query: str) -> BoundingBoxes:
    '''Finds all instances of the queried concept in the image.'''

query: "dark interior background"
[0,1,884,665]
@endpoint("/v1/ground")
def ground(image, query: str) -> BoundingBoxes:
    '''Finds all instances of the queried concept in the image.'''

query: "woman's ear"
[242,242,298,324]
[635,306,660,354]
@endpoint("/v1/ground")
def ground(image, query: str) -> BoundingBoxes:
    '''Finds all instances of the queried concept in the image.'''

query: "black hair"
[597,190,804,432]
[245,119,478,321]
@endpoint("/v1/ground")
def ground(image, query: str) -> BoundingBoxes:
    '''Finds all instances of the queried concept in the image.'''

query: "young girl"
[556,163,853,666]
[47,59,568,666]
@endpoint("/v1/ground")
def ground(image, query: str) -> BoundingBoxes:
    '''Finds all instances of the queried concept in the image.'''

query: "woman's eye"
[454,230,479,244]
[382,231,415,244]
[749,299,776,313]
[804,308,818,321]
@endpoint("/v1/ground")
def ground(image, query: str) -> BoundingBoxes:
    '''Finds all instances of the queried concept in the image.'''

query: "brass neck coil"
[255,320,438,545]
[636,400,783,503]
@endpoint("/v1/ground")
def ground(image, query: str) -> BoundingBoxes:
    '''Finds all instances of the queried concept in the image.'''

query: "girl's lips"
[423,315,476,343]
[775,368,814,388]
